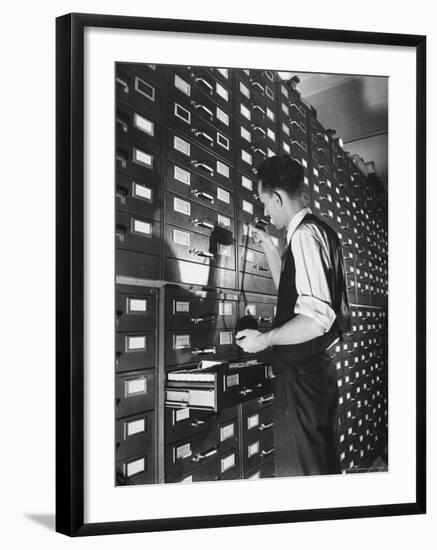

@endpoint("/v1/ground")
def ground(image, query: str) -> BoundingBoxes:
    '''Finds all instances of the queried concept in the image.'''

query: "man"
[235,154,351,477]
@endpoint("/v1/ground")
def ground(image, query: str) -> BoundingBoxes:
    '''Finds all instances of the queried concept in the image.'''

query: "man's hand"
[235,329,270,353]
[250,225,274,251]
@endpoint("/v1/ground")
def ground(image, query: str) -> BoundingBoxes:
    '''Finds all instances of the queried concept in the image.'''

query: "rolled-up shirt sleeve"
[290,226,336,332]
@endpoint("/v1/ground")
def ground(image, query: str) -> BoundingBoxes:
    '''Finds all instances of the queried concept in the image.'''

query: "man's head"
[256,155,305,229]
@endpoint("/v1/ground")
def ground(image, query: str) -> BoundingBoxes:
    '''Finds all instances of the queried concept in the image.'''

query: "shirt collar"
[286,206,312,245]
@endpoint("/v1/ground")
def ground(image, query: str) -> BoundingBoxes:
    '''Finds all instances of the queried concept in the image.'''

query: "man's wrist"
[264,329,276,347]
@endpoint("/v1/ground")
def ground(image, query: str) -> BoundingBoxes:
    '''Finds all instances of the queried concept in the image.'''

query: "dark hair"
[256,154,304,198]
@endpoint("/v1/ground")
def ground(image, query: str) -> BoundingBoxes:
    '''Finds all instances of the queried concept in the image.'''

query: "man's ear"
[274,190,283,206]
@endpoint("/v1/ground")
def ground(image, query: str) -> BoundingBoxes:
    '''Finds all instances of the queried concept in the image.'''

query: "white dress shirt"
[286,207,336,333]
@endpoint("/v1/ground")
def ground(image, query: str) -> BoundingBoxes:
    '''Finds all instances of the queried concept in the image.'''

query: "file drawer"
[245,457,275,479]
[165,329,239,366]
[115,173,161,219]
[116,449,155,485]
[176,66,233,112]
[115,332,156,373]
[116,64,165,119]
[166,290,238,330]
[116,101,163,154]
[164,257,237,289]
[242,429,274,472]
[116,250,160,281]
[116,410,155,461]
[115,370,155,419]
[116,210,161,256]
[116,287,157,333]
[116,136,162,181]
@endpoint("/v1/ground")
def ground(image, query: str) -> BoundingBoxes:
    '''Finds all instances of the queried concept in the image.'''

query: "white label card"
[174,136,190,156]
[216,107,229,126]
[174,165,191,185]
[221,453,235,473]
[173,229,190,246]
[127,335,146,351]
[248,441,260,458]
[219,302,233,316]
[220,423,235,442]
[225,373,240,388]
[133,113,154,135]
[133,182,152,201]
[126,378,147,396]
[220,331,233,345]
[174,300,190,313]
[217,161,229,178]
[216,82,229,101]
[240,104,251,120]
[127,298,147,313]
[173,334,191,349]
[175,408,190,423]
[175,443,192,461]
[217,215,231,228]
[134,148,153,168]
[240,82,250,98]
[241,126,252,142]
[175,74,191,95]
[217,187,230,204]
[126,418,145,437]
[173,197,191,215]
[247,413,260,430]
[242,176,253,191]
[132,219,152,235]
[126,458,145,477]
[242,200,253,214]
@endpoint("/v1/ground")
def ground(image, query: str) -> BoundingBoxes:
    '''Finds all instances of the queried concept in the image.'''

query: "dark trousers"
[272,350,341,477]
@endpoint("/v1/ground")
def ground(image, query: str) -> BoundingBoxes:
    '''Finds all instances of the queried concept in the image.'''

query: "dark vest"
[272,212,351,363]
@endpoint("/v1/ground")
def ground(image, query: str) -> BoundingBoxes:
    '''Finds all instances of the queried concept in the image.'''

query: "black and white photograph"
[114,64,389,486]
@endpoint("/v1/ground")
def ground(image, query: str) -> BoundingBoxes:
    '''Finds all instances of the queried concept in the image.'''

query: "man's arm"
[250,225,282,289]
[235,314,324,353]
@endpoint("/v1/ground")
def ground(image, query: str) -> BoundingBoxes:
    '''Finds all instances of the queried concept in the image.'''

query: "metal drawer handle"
[239,388,254,396]
[258,394,274,405]
[115,150,128,169]
[116,116,128,133]
[190,161,214,177]
[192,447,218,462]
[115,224,127,241]
[189,248,214,258]
[191,129,214,147]
[191,189,214,203]
[258,316,273,323]
[115,184,128,204]
[251,103,265,116]
[190,419,206,428]
[253,216,269,227]
[258,422,274,432]
[260,447,275,457]
[191,346,216,356]
[253,264,269,273]
[251,125,266,136]
[115,351,121,367]
[191,218,215,230]
[193,76,214,94]
[249,79,264,94]
[190,314,216,325]
[251,146,266,157]
[116,76,129,93]
[190,100,213,120]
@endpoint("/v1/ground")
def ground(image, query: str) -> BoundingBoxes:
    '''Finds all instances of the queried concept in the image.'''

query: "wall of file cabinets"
[114,63,388,485]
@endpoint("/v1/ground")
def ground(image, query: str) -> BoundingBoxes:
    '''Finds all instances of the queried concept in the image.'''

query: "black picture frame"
[56,12,426,537]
